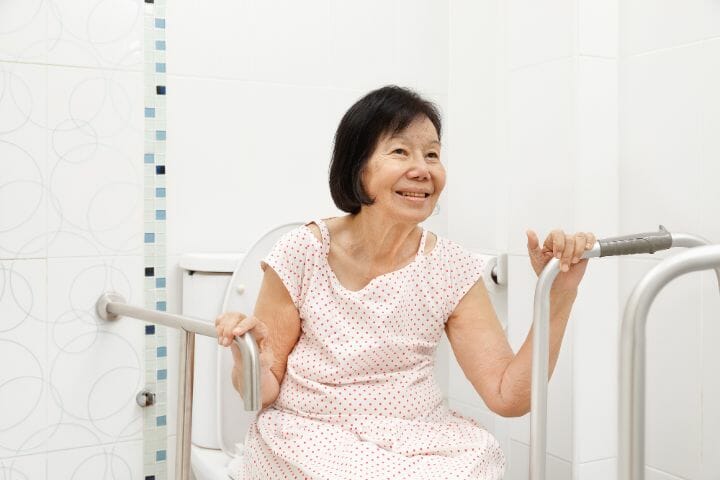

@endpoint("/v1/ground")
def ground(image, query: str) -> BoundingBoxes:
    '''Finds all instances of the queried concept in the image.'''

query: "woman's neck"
[340,211,421,265]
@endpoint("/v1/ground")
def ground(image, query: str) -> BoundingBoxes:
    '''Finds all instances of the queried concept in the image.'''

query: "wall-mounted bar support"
[618,245,720,480]
[530,227,720,480]
[95,292,261,480]
[176,330,195,480]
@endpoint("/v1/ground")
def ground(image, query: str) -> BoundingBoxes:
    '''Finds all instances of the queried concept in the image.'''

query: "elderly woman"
[216,85,595,479]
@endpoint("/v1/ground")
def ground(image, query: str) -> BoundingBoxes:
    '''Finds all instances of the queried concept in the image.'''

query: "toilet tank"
[180,253,244,450]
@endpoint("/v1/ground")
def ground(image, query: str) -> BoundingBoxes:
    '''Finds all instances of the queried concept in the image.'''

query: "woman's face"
[361,115,446,224]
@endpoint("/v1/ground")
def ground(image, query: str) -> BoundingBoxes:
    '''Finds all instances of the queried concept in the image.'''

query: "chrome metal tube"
[530,243,601,480]
[176,330,195,480]
[529,257,557,480]
[670,232,720,287]
[96,292,261,411]
[618,245,720,480]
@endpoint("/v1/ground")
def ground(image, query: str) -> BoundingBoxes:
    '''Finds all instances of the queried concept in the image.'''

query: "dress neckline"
[309,217,433,295]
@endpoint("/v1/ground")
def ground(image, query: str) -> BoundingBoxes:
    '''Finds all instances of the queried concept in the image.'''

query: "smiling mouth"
[395,191,430,198]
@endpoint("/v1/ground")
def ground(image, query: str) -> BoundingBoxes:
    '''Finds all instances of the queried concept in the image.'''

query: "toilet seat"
[191,445,233,480]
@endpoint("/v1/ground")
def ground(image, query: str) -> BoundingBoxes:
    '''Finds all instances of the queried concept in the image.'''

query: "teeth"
[400,192,426,198]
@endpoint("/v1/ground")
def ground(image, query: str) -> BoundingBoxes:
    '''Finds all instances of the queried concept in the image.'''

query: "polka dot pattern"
[235,218,505,479]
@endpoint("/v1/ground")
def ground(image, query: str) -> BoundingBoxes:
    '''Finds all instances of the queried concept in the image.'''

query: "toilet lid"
[217,222,304,457]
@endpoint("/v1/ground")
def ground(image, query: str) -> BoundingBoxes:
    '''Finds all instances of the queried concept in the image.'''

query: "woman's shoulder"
[303,221,322,245]
[269,221,323,256]
[424,230,438,255]
[428,232,460,254]
[427,233,483,266]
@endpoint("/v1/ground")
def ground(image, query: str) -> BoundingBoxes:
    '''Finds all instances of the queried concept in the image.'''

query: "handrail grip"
[95,292,261,480]
[530,227,720,480]
[618,245,720,480]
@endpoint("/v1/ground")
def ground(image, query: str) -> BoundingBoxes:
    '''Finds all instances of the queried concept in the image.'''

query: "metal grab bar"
[95,292,261,480]
[619,245,720,480]
[530,227,720,480]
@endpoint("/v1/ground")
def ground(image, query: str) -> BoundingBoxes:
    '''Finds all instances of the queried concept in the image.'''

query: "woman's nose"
[408,154,431,179]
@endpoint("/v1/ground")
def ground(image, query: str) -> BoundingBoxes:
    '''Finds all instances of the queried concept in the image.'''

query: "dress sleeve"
[444,239,488,318]
[260,226,320,310]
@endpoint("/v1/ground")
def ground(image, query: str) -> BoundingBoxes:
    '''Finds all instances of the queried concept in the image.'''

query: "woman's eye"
[427,152,439,158]
[393,148,407,155]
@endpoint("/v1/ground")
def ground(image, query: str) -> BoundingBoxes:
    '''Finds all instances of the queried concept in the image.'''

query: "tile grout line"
[142,1,168,479]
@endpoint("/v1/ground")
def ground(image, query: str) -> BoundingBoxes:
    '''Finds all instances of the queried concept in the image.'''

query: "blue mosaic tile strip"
[143,1,168,478]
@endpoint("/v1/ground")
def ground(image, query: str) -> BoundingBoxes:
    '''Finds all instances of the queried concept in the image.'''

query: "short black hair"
[329,85,442,214]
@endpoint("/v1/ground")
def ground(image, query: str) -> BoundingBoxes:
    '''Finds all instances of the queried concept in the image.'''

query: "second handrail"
[530,226,720,480]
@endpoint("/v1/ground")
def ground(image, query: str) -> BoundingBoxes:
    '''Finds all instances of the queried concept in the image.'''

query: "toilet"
[180,223,303,480]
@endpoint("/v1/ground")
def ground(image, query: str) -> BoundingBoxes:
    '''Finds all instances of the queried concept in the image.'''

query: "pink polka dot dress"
[238,218,506,479]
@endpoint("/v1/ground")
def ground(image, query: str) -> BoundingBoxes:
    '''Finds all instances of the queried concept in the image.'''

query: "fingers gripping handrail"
[618,245,720,480]
[95,292,261,480]
[530,226,720,480]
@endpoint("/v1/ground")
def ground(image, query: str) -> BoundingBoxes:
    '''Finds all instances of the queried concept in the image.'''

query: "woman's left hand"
[526,229,596,292]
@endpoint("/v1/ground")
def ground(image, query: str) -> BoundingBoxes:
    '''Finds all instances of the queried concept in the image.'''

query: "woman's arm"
[446,229,592,416]
[444,279,577,417]
[230,265,302,409]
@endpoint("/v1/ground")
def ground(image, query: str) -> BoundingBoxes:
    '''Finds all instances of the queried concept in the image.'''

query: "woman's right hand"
[214,312,276,383]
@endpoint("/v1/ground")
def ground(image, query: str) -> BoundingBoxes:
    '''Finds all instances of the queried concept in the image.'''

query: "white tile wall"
[446,0,505,252]
[166,0,253,79]
[0,260,47,458]
[0,62,48,259]
[708,0,720,39]
[0,0,146,476]
[46,66,143,257]
[572,258,619,464]
[701,39,720,243]
[577,0,618,58]
[165,78,341,256]
[620,0,709,56]
[0,0,49,63]
[0,451,46,480]
[578,457,616,480]
[167,0,449,96]
[250,0,332,87]
[575,57,618,238]
[506,58,575,255]
[46,256,145,449]
[645,466,688,480]
[504,440,573,480]
[701,268,720,478]
[507,0,574,70]
[620,44,705,240]
[45,438,143,479]
[330,0,395,91]
[46,0,143,70]
[391,0,449,96]
[167,434,176,480]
